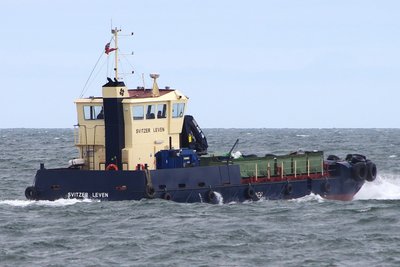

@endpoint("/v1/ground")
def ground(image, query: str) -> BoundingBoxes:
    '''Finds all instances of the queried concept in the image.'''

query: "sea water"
[0,128,399,266]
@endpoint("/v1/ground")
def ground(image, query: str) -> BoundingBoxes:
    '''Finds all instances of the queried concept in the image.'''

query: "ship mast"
[111,27,121,80]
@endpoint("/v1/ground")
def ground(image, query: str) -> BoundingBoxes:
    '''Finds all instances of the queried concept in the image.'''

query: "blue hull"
[27,163,364,203]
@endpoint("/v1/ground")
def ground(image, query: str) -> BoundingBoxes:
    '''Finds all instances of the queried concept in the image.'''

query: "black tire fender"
[163,192,172,201]
[208,190,216,202]
[327,155,340,161]
[246,186,255,199]
[321,181,331,193]
[352,162,367,181]
[366,162,377,182]
[284,183,293,195]
[25,186,37,200]
[145,185,155,199]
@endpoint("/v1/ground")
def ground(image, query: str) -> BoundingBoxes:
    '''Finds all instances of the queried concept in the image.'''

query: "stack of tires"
[346,154,377,182]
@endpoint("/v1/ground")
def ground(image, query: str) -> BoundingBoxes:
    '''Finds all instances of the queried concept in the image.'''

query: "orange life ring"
[106,164,118,171]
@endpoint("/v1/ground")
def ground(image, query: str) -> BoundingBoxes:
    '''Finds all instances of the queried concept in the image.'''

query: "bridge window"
[172,103,185,118]
[132,105,144,120]
[157,104,167,118]
[146,104,156,119]
[84,105,103,120]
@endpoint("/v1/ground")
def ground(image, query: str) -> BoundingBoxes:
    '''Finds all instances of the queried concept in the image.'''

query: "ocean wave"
[289,193,325,203]
[296,134,310,137]
[0,198,97,207]
[354,174,400,200]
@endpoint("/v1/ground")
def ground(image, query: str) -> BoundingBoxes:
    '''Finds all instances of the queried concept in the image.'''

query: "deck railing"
[235,152,324,179]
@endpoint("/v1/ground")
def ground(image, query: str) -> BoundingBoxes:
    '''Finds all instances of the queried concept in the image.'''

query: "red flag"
[105,42,117,54]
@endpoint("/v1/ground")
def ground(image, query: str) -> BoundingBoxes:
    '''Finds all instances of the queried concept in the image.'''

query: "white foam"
[296,134,310,137]
[213,191,224,205]
[354,174,400,200]
[389,155,397,158]
[0,198,96,207]
[0,200,33,207]
[289,193,325,203]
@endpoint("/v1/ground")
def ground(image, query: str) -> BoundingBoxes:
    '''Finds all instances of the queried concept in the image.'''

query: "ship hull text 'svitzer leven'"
[25,28,377,203]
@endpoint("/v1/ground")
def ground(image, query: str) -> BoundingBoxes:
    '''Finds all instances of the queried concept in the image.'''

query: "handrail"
[239,157,324,178]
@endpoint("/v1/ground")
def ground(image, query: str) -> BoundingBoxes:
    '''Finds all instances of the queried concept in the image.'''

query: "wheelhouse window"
[84,105,103,120]
[172,103,185,118]
[146,104,156,119]
[157,104,167,118]
[132,105,144,120]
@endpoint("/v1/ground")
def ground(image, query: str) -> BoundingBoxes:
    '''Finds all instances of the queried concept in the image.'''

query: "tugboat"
[25,28,377,203]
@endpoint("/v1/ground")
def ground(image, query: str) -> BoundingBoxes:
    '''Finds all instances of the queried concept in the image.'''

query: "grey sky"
[1,0,399,128]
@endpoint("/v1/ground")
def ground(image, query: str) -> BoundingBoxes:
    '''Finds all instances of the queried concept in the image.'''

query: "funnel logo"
[119,88,125,96]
